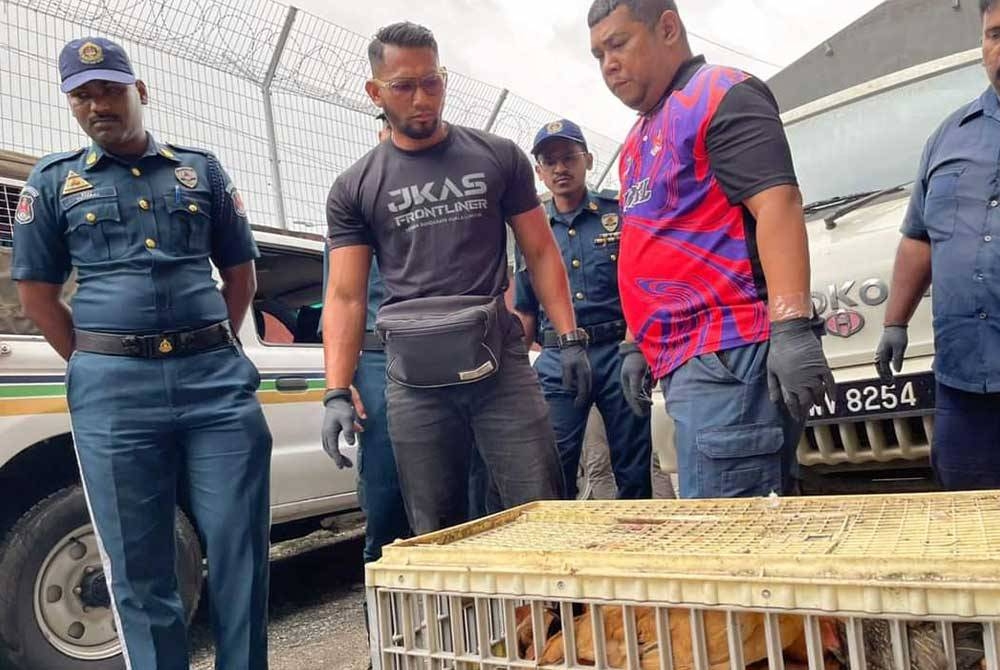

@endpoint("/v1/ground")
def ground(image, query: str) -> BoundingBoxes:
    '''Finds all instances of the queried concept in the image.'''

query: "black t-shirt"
[668,56,797,204]
[326,125,539,306]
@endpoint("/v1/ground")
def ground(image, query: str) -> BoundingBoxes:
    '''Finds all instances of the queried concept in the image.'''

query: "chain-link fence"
[0,0,624,236]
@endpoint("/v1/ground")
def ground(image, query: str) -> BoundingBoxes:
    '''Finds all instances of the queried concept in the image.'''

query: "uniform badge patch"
[14,186,38,224]
[601,213,619,232]
[78,41,104,65]
[175,167,198,189]
[62,170,94,196]
[546,121,564,134]
[230,186,247,217]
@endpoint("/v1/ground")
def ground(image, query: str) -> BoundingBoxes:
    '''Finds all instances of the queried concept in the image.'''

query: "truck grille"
[798,413,934,466]
[0,182,17,247]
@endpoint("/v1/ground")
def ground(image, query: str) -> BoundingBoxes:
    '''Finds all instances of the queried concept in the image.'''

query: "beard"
[384,107,441,141]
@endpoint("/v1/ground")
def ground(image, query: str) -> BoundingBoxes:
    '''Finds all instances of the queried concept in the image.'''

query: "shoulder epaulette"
[33,147,86,172]
[165,142,214,158]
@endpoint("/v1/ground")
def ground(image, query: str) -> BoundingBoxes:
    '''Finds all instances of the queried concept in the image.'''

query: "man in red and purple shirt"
[588,0,834,498]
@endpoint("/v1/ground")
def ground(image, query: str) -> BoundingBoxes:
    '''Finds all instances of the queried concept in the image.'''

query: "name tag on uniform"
[593,231,621,247]
[61,186,117,211]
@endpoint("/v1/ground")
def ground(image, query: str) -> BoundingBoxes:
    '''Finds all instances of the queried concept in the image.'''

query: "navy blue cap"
[59,38,136,94]
[531,119,588,155]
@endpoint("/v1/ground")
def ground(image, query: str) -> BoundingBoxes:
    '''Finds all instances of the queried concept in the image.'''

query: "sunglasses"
[370,69,448,98]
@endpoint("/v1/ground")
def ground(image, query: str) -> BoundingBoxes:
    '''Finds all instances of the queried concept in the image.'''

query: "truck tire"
[0,485,203,670]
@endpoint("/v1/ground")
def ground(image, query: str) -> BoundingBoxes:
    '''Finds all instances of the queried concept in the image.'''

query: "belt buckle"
[156,335,175,356]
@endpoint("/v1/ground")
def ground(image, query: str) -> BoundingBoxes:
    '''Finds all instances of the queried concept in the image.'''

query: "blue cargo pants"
[66,345,272,670]
[534,341,652,499]
[662,341,802,499]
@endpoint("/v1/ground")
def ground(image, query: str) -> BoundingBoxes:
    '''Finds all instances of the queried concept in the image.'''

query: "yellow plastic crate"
[366,492,1000,669]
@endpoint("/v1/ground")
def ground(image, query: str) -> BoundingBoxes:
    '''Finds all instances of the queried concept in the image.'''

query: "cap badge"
[546,121,564,134]
[78,42,104,65]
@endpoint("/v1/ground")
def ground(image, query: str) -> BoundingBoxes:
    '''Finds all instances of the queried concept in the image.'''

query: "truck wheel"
[0,485,203,670]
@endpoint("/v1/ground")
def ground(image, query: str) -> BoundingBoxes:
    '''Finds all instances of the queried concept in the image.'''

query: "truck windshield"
[786,58,986,206]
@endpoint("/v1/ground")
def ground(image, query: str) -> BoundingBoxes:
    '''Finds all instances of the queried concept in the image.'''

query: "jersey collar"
[643,55,707,119]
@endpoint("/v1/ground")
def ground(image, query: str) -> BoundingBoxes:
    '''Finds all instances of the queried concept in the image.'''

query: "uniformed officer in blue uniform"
[514,119,652,499]
[12,38,271,670]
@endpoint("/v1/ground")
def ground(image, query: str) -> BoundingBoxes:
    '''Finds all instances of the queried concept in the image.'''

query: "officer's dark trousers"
[534,341,653,499]
[66,346,272,670]
[932,381,1000,490]
[386,327,564,534]
[353,349,412,562]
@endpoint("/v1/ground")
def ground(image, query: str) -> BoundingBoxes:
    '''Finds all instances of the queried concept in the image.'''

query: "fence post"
[595,143,623,192]
[261,5,299,229]
[483,88,509,132]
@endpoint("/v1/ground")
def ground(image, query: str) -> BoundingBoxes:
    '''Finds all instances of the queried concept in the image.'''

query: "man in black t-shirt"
[321,22,591,533]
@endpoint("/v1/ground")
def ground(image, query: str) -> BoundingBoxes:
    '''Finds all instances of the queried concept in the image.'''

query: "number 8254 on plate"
[808,372,935,423]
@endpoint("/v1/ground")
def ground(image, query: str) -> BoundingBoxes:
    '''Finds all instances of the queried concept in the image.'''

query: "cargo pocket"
[695,423,783,498]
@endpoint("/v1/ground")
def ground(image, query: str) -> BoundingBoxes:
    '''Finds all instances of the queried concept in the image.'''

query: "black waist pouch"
[376,295,507,388]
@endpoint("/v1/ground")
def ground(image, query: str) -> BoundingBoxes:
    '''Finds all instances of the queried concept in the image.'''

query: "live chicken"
[535,605,807,669]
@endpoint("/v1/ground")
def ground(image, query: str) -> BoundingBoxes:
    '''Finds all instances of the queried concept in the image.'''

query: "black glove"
[874,325,908,384]
[321,388,355,469]
[560,342,592,408]
[619,341,652,417]
[767,318,836,423]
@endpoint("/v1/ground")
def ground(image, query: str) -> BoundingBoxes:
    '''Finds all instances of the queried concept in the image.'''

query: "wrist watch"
[557,327,589,348]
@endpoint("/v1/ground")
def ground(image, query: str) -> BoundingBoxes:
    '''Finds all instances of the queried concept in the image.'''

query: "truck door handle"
[274,377,309,393]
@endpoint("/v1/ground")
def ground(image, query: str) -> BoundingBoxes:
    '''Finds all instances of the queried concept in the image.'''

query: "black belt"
[541,319,626,348]
[362,331,383,352]
[74,321,235,358]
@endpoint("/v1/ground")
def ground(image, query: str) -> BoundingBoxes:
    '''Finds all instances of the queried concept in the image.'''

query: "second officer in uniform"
[515,119,652,499]
[12,38,271,670]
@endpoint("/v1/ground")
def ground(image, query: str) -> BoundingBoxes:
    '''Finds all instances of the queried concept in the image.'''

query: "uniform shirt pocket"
[587,236,620,302]
[63,193,125,263]
[923,169,962,242]
[162,190,213,255]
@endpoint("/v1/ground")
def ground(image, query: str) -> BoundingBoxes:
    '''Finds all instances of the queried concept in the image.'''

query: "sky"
[293,0,885,139]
